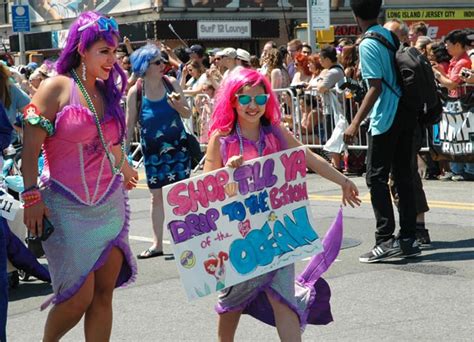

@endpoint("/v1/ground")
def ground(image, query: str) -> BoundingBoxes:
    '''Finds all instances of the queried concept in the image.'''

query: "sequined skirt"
[40,186,137,310]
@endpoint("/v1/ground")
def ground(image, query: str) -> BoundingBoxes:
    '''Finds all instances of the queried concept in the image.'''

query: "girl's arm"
[278,124,361,207]
[22,76,66,235]
[203,133,225,173]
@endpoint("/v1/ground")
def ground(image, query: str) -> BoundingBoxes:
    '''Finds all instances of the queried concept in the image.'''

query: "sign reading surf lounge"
[197,20,251,39]
[163,147,323,300]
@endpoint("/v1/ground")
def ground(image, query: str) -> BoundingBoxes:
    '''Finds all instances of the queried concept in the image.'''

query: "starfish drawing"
[149,176,157,185]
[167,173,176,182]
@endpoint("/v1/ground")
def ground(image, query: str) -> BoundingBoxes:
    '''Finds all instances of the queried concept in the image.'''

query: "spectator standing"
[317,46,345,171]
[0,63,30,125]
[386,20,433,246]
[344,0,420,263]
[217,48,238,78]
[384,19,409,45]
[415,36,433,58]
[287,39,303,79]
[301,43,312,56]
[291,52,311,86]
[264,48,291,89]
[409,21,428,47]
[127,44,192,259]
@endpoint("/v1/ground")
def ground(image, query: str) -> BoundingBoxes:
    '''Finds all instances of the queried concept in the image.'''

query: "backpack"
[362,30,443,126]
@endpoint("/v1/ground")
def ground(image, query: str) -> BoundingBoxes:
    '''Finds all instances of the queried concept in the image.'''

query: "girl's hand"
[122,163,139,190]
[24,201,50,237]
[226,155,244,169]
[341,178,361,208]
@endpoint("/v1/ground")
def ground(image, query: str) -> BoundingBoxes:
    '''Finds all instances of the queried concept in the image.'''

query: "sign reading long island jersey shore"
[163,147,323,300]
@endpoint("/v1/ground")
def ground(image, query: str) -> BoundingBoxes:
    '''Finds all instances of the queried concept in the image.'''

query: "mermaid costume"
[39,78,137,309]
[217,124,343,329]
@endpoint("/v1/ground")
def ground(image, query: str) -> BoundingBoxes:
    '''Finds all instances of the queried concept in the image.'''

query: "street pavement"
[6,171,474,341]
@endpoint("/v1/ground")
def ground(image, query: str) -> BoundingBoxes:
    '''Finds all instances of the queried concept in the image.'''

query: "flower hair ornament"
[23,103,55,136]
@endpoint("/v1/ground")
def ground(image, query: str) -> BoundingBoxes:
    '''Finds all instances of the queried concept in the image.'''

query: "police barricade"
[274,86,368,173]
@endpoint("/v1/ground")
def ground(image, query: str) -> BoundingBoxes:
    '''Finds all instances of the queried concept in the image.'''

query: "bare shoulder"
[37,75,70,94]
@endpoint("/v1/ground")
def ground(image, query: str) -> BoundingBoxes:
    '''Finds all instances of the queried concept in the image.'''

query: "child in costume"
[204,68,360,341]
[21,12,138,341]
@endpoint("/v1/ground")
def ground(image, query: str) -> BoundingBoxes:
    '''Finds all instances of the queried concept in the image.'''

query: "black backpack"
[362,30,443,126]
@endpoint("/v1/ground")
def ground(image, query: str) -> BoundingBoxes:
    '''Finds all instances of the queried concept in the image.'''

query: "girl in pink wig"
[204,68,361,341]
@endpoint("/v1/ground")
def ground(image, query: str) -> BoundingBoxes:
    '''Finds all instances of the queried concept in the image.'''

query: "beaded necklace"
[71,69,125,175]
[236,122,264,157]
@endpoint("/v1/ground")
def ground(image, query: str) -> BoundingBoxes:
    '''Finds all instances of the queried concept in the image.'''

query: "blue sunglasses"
[236,94,269,106]
[78,17,119,33]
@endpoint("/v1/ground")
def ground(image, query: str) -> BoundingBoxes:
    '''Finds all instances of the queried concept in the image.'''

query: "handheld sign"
[163,147,324,300]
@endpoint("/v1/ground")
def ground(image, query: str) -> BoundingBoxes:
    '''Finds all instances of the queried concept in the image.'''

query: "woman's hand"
[24,201,50,237]
[225,155,244,169]
[341,178,361,208]
[167,95,191,118]
[122,163,139,190]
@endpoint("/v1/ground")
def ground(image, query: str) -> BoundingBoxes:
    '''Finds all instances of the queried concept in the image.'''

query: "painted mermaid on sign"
[204,251,229,291]
[204,68,361,341]
[21,12,138,341]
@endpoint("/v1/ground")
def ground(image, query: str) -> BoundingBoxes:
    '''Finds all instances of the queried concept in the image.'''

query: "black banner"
[430,92,474,162]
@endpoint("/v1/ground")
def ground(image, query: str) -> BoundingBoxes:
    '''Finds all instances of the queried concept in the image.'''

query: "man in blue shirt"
[344,0,420,263]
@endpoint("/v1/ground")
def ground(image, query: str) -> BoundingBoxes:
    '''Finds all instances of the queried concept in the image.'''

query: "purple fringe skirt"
[216,208,343,330]
[40,185,137,310]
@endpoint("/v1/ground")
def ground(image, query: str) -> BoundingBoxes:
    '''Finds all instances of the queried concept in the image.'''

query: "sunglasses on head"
[236,94,269,106]
[78,16,118,33]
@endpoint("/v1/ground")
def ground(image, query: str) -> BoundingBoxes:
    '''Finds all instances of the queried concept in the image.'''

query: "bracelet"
[21,185,39,194]
[21,189,42,208]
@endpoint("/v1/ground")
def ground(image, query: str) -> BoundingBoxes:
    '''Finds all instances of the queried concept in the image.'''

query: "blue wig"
[130,44,161,77]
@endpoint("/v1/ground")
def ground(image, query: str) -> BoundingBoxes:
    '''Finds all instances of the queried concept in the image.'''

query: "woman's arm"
[22,76,67,235]
[167,77,192,119]
[278,124,361,207]
[110,144,138,190]
[125,84,139,152]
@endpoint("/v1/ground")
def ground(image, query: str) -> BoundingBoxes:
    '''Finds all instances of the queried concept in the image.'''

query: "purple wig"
[56,11,127,139]
[209,68,281,136]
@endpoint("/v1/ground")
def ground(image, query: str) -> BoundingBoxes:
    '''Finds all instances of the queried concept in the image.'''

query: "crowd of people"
[1,0,473,340]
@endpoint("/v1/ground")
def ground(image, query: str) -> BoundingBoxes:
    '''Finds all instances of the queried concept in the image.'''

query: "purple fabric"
[40,174,122,207]
[5,227,51,282]
[40,188,137,311]
[217,208,343,328]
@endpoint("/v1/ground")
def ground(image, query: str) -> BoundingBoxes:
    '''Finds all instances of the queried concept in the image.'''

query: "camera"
[339,77,367,104]
[461,68,472,79]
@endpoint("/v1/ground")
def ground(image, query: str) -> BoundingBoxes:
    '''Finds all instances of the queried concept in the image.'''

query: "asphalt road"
[6,172,474,341]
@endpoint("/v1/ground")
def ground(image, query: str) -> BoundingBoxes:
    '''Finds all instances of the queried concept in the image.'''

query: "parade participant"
[21,12,138,341]
[126,44,192,259]
[204,68,360,341]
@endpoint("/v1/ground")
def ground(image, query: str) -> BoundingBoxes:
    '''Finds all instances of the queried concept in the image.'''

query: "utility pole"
[306,0,316,51]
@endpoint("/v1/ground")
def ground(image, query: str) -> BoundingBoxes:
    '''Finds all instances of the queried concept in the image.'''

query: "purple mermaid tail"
[5,223,51,283]
[242,207,343,328]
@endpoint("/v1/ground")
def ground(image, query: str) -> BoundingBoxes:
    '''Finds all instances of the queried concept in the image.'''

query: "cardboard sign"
[0,191,21,221]
[163,147,323,300]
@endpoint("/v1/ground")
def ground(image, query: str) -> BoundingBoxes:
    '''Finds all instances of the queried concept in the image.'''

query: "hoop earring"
[81,62,87,81]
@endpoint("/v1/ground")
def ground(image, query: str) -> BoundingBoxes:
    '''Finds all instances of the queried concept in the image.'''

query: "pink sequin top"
[220,125,285,164]
[40,78,121,205]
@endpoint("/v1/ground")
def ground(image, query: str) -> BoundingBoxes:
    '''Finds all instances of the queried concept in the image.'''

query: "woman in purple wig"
[21,11,138,341]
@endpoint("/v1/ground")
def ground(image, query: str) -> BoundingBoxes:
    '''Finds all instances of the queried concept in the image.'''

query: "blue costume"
[139,93,191,189]
[1,218,8,342]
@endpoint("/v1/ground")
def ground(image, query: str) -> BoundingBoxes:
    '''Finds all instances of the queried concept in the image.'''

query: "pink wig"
[209,68,281,136]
